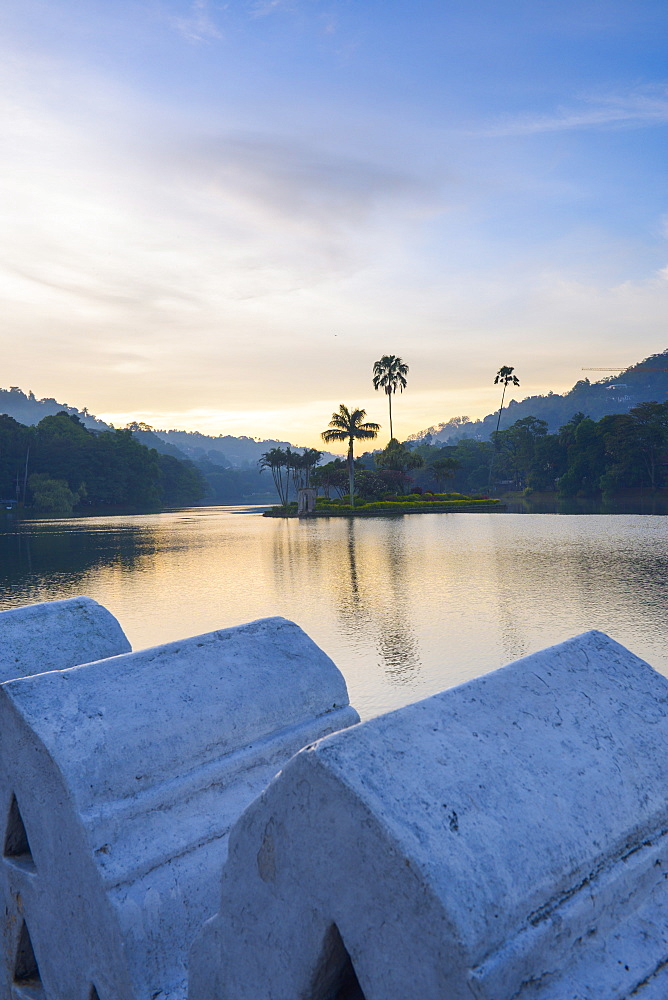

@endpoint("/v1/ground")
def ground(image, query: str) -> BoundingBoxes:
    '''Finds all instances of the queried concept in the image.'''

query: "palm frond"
[321,405,380,444]
[321,428,348,443]
[372,355,409,393]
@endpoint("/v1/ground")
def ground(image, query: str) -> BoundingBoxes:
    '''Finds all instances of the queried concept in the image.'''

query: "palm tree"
[321,405,380,508]
[372,355,408,441]
[258,447,290,506]
[288,448,323,492]
[489,366,520,491]
[300,448,323,488]
[493,366,520,437]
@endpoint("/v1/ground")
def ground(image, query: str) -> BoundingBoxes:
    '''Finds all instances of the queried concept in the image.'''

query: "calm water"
[1,507,667,720]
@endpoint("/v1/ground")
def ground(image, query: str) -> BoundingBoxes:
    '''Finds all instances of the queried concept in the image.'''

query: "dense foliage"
[264,494,501,517]
[0,412,206,511]
[408,402,668,496]
[0,390,295,502]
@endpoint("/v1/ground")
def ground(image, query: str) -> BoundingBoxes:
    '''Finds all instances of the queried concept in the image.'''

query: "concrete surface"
[0,616,358,1000]
[0,596,131,681]
[189,630,668,1000]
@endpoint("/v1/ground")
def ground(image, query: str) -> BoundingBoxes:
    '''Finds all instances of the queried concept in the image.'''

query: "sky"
[1,0,667,449]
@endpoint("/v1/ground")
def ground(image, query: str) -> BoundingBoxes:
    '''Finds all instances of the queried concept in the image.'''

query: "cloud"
[170,0,222,42]
[170,132,437,229]
[0,49,438,316]
[480,87,668,136]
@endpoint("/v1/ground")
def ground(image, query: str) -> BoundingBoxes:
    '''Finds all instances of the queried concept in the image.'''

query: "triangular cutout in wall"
[13,920,44,997]
[310,923,366,1000]
[3,794,35,871]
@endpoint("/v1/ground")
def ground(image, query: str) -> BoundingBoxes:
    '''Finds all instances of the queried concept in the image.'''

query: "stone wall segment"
[0,596,131,682]
[0,615,358,1000]
[189,630,668,1000]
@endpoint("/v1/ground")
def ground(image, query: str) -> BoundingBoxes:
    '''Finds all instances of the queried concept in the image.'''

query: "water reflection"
[339,519,421,683]
[0,521,153,604]
[0,509,667,721]
[506,494,668,515]
[269,517,421,682]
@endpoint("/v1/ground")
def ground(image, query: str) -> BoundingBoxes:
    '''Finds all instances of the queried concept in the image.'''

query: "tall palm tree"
[372,355,408,442]
[321,405,380,508]
[493,366,520,437]
[488,365,520,491]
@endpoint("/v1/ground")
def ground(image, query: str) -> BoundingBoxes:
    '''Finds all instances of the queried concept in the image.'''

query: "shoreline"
[263,500,505,518]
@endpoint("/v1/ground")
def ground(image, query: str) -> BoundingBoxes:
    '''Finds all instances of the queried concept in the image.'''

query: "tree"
[158,454,207,506]
[259,448,291,507]
[627,401,668,490]
[311,459,347,498]
[493,366,521,436]
[375,438,424,492]
[430,455,460,490]
[493,416,547,489]
[321,406,380,508]
[489,365,520,490]
[557,417,606,496]
[353,469,394,501]
[372,355,408,441]
[28,473,79,513]
[289,448,323,491]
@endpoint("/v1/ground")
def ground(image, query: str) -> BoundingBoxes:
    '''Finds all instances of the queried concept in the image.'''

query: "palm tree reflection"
[339,519,421,684]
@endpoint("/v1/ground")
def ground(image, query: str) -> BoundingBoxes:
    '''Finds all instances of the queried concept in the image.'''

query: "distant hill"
[408,349,668,445]
[0,388,333,503]
[153,429,295,469]
[0,390,301,469]
[0,387,111,432]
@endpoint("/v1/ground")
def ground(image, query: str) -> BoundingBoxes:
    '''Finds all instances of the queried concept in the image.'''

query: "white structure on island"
[0,616,359,1000]
[0,595,131,681]
[190,630,668,1000]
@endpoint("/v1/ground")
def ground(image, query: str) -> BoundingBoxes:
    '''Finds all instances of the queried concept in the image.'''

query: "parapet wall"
[190,630,668,1000]
[5,598,668,1000]
[0,616,359,1000]
[0,595,131,680]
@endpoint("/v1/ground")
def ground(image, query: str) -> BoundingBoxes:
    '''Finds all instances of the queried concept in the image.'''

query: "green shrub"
[28,473,79,513]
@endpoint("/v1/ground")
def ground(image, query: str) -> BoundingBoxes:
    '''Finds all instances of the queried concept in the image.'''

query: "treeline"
[0,412,206,512]
[406,402,668,496]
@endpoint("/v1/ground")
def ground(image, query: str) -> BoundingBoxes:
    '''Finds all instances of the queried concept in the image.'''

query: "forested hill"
[409,349,668,445]
[0,387,111,431]
[0,390,312,503]
[0,412,206,511]
[0,389,296,468]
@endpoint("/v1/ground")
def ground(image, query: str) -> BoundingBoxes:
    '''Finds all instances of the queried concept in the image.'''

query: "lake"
[1,507,667,720]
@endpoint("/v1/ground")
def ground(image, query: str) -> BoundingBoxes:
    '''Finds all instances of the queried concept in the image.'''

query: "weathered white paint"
[190,630,668,1000]
[0,596,131,681]
[0,616,358,1000]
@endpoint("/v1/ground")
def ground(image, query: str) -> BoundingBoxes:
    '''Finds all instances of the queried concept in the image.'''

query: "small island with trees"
[262,356,506,517]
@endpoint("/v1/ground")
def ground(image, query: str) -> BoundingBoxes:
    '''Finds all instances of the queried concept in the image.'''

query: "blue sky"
[1,0,666,445]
